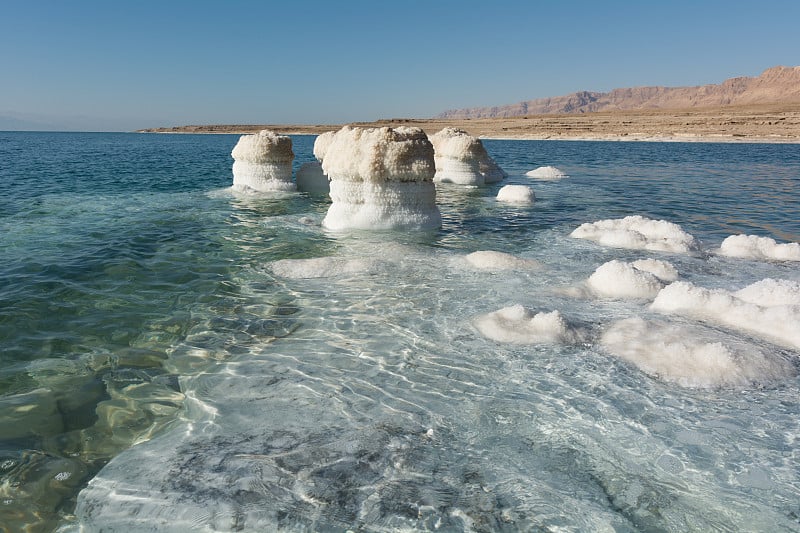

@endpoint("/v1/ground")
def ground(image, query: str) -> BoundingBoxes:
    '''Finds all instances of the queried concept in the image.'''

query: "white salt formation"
[295,162,329,193]
[630,258,679,282]
[651,280,800,350]
[496,185,535,204]
[718,234,800,261]
[570,215,697,253]
[601,317,795,388]
[734,278,800,307]
[231,130,295,192]
[429,128,506,185]
[473,305,580,344]
[321,126,441,230]
[587,259,673,299]
[312,131,336,161]
[525,166,567,180]
[464,250,541,271]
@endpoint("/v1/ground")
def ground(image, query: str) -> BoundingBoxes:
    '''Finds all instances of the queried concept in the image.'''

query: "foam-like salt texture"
[473,305,580,344]
[630,258,679,282]
[496,185,535,204]
[464,250,541,270]
[429,128,506,185]
[570,215,697,253]
[231,130,295,192]
[601,317,795,388]
[587,260,666,299]
[295,161,329,194]
[321,126,441,230]
[651,280,800,350]
[525,166,567,180]
[718,234,800,261]
[271,256,380,279]
[734,278,800,307]
[312,131,336,162]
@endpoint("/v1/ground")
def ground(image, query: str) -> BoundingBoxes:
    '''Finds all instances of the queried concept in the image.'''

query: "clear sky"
[1,0,798,131]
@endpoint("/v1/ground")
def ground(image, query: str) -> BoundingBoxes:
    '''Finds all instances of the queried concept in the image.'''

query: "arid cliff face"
[437,66,800,119]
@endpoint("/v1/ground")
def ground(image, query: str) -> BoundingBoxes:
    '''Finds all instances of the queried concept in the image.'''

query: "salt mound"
[464,250,541,270]
[601,317,795,388]
[271,256,380,279]
[231,130,295,192]
[718,234,800,261]
[570,215,697,253]
[734,278,800,307]
[587,260,667,299]
[295,161,329,194]
[496,185,535,204]
[630,258,679,282]
[651,281,800,350]
[429,128,506,185]
[321,126,441,230]
[525,166,567,180]
[473,305,580,344]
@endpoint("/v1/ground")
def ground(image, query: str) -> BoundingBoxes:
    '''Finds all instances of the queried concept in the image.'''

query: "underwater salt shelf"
[2,133,800,532]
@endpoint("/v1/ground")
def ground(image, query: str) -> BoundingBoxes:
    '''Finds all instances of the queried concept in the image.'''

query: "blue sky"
[1,0,798,131]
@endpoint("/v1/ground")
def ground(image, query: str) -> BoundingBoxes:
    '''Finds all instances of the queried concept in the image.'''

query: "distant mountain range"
[436,66,800,119]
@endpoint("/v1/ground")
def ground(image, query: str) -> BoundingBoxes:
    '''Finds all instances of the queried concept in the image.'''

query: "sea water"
[0,132,798,532]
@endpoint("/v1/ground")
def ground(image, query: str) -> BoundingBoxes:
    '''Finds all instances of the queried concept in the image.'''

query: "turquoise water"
[1,132,799,531]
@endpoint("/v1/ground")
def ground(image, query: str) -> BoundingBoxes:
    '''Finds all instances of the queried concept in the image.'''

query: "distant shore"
[137,103,800,143]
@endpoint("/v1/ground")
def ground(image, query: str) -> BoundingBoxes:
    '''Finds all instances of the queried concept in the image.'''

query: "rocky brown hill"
[437,66,800,119]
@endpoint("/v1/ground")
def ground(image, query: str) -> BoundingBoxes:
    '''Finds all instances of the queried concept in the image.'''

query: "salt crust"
[587,260,673,299]
[321,126,441,230]
[718,234,800,261]
[601,317,795,388]
[525,166,567,180]
[570,215,697,253]
[271,256,380,279]
[295,161,329,194]
[312,131,336,162]
[464,250,541,270]
[429,128,506,185]
[231,130,295,192]
[496,185,535,204]
[473,305,580,344]
[651,280,800,350]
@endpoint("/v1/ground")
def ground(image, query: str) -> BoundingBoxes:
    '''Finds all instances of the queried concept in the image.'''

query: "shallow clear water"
[1,132,799,532]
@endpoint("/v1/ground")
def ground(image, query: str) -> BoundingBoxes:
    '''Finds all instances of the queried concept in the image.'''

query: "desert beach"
[138,103,800,143]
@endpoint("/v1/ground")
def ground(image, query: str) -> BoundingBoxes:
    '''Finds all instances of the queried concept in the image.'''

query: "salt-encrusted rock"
[525,166,567,180]
[231,130,295,192]
[570,215,697,253]
[312,131,336,161]
[497,184,535,204]
[718,234,800,261]
[429,128,506,185]
[321,126,441,230]
[295,161,329,193]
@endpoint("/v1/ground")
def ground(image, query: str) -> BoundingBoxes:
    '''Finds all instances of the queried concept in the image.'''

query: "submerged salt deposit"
[496,184,535,204]
[231,129,295,192]
[321,126,441,230]
[463,250,541,270]
[570,215,697,253]
[525,166,567,180]
[473,305,581,344]
[429,128,506,185]
[718,234,800,261]
[601,317,795,388]
[651,280,800,350]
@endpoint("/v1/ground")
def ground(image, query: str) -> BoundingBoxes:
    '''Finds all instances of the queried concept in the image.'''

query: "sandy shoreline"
[137,103,800,143]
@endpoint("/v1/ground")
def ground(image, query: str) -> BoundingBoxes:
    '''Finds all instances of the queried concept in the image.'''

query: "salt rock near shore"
[321,126,441,230]
[526,166,567,180]
[231,130,295,192]
[718,234,800,261]
[429,128,506,185]
[473,305,581,344]
[570,215,697,253]
[497,184,535,204]
[464,250,541,270]
[587,259,675,299]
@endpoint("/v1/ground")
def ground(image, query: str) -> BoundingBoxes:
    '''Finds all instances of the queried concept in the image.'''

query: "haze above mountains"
[437,66,800,119]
